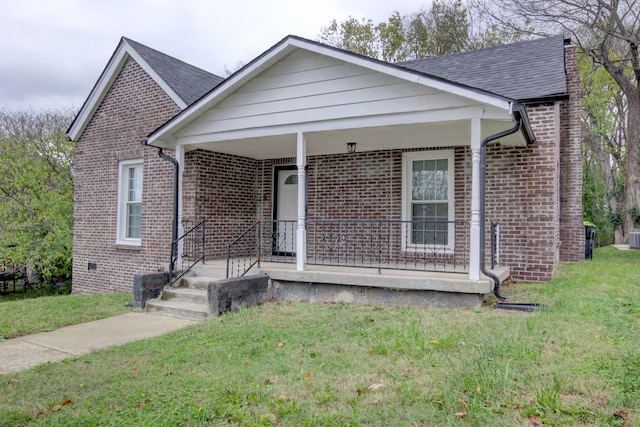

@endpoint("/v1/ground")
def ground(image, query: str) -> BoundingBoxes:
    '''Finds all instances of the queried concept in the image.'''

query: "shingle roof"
[397,35,567,103]
[124,38,224,106]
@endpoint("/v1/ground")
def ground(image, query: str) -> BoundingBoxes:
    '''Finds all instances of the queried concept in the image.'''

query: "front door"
[274,167,298,255]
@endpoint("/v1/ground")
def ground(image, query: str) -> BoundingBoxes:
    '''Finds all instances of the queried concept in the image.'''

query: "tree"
[318,0,530,62]
[0,108,75,282]
[404,0,471,58]
[319,16,380,59]
[474,0,640,242]
[580,54,627,244]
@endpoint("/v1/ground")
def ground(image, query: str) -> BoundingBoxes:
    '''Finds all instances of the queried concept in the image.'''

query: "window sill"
[115,243,143,251]
[402,245,455,255]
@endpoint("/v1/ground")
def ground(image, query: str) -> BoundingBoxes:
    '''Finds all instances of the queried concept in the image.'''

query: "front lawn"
[0,293,131,340]
[0,247,638,426]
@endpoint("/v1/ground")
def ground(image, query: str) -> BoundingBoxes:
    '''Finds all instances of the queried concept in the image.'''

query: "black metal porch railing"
[226,219,299,278]
[263,219,298,264]
[169,219,205,285]
[305,219,469,273]
[225,219,471,277]
[226,220,261,278]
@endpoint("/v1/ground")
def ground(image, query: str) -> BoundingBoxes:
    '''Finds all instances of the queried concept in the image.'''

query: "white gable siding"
[176,50,480,139]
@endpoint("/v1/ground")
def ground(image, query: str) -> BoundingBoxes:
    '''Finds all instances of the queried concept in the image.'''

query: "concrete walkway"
[0,312,194,375]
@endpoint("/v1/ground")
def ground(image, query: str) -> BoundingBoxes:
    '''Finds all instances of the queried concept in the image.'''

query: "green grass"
[0,293,131,340]
[0,247,638,426]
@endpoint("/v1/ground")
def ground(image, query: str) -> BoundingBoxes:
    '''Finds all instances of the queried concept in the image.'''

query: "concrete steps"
[180,276,217,290]
[161,287,207,304]
[146,298,209,322]
[146,267,225,321]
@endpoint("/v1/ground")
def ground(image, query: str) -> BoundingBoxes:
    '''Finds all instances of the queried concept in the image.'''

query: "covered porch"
[146,36,532,297]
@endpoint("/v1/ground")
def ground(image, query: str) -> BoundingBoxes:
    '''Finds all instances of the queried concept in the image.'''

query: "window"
[117,159,143,245]
[402,150,454,249]
[284,174,298,185]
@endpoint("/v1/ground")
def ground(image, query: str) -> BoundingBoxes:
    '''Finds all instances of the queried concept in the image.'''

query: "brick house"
[68,35,582,306]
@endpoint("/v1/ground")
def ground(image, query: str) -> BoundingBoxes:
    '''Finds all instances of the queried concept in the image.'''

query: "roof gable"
[398,35,567,102]
[67,37,223,141]
[172,48,507,148]
[148,35,518,146]
[123,38,223,106]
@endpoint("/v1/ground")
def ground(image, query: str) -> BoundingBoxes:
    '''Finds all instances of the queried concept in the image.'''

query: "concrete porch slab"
[200,259,509,295]
[261,265,492,294]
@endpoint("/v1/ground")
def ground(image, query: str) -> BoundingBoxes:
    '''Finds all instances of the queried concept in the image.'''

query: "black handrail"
[226,220,261,278]
[169,219,205,286]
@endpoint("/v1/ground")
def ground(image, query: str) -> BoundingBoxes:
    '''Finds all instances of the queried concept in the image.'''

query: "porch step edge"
[180,276,220,289]
[162,287,208,304]
[261,268,492,294]
[191,265,228,278]
[146,299,210,321]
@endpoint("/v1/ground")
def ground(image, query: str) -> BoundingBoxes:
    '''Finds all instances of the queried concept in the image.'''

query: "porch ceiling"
[182,118,524,160]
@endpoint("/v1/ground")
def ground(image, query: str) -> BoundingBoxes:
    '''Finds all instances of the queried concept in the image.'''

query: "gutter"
[480,107,524,301]
[140,138,179,273]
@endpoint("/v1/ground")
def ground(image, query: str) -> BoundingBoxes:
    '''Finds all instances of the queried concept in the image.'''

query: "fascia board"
[67,44,128,141]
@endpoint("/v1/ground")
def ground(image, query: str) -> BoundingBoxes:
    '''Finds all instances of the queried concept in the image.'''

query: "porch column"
[296,132,307,271]
[469,118,482,280]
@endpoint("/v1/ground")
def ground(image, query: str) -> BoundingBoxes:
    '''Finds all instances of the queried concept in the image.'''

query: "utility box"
[630,231,640,249]
[584,223,596,260]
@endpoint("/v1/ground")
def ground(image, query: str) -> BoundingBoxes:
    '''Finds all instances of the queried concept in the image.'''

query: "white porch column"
[296,132,307,271]
[469,118,482,280]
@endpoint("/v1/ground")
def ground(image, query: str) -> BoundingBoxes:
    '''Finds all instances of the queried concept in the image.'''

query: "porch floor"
[199,259,510,296]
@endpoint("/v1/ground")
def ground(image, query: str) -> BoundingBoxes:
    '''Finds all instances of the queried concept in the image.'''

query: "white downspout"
[296,132,307,271]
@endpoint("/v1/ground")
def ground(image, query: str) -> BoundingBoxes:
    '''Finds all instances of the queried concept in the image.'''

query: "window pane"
[127,203,141,239]
[411,202,448,244]
[128,166,142,202]
[284,174,298,185]
[412,159,448,201]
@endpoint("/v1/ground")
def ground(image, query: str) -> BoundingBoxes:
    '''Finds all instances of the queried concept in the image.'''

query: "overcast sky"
[1,0,431,112]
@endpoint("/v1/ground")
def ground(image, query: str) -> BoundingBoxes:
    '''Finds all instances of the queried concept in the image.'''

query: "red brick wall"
[251,149,470,222]
[308,151,396,219]
[72,58,180,293]
[485,105,561,281]
[182,150,258,258]
[559,44,584,261]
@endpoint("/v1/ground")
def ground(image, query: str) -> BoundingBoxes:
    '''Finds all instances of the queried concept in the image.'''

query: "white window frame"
[116,159,143,245]
[401,150,455,252]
